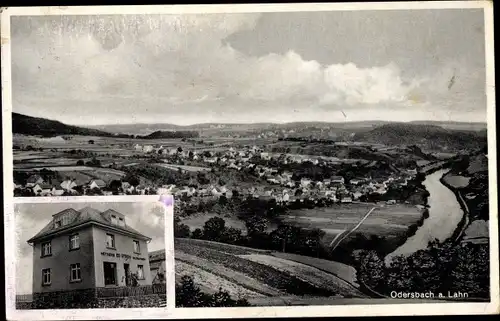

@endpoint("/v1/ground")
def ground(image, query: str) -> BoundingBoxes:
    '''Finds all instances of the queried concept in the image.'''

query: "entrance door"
[123,263,130,286]
[103,262,117,286]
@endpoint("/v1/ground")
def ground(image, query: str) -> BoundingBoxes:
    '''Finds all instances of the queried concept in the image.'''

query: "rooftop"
[27,206,151,244]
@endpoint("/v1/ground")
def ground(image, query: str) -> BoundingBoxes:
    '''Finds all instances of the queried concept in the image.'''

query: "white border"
[6,195,175,320]
[2,2,498,319]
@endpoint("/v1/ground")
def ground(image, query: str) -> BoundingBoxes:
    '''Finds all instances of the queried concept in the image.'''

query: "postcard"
[2,2,498,319]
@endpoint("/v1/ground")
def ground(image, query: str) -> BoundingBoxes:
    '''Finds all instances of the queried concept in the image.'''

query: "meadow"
[282,204,423,244]
[174,238,365,303]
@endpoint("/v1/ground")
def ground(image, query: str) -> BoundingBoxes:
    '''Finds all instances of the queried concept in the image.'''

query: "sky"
[15,201,166,294]
[10,9,487,125]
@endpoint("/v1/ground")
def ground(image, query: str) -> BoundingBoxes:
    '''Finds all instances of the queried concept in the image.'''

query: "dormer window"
[118,217,125,226]
[111,215,118,225]
[54,220,61,228]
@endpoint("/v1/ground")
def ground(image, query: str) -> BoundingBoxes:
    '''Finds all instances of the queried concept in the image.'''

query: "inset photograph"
[14,199,168,309]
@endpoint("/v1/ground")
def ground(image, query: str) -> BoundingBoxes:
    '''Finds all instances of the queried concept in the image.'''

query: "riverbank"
[385,168,463,263]
[439,174,470,242]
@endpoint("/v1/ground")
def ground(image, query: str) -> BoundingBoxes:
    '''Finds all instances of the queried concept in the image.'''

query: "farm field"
[158,163,211,172]
[442,173,471,188]
[14,166,127,185]
[174,238,365,303]
[239,254,365,297]
[282,204,423,244]
[175,261,264,298]
[269,252,358,286]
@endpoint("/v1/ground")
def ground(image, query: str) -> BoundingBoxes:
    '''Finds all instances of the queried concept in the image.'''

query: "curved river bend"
[385,169,463,263]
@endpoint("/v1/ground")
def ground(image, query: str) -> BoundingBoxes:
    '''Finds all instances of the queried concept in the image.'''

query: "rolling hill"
[174,237,365,306]
[353,123,487,151]
[12,113,114,137]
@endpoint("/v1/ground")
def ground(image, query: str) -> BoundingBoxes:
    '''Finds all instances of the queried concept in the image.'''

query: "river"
[385,168,464,264]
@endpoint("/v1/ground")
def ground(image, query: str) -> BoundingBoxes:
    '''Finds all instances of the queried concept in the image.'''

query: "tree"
[124,173,141,187]
[177,147,183,153]
[245,215,268,239]
[203,217,226,241]
[175,275,206,307]
[174,217,191,238]
[88,140,95,144]
[108,179,122,192]
[86,157,101,167]
[221,227,243,245]
[191,228,203,239]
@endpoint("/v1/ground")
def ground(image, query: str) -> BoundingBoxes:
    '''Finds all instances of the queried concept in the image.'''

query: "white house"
[32,183,53,196]
[300,178,312,188]
[60,179,78,192]
[331,176,345,184]
[143,145,154,153]
[88,179,106,190]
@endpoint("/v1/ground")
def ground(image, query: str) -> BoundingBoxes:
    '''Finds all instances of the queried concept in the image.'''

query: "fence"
[16,294,33,303]
[96,284,166,298]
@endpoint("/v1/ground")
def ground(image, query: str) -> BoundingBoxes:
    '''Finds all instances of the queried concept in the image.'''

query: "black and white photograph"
[14,198,169,309]
[2,1,497,319]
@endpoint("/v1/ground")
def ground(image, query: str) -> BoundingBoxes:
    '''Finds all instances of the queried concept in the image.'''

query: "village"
[14,142,420,207]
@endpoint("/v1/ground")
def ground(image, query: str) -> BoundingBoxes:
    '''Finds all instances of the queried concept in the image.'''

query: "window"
[69,234,80,250]
[103,262,117,285]
[54,220,61,228]
[42,268,51,285]
[137,265,144,280]
[111,215,117,225]
[70,263,81,282]
[41,242,51,257]
[106,234,115,249]
[118,218,125,226]
[133,240,140,253]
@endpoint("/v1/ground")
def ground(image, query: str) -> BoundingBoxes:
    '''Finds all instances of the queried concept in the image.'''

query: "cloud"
[10,14,486,124]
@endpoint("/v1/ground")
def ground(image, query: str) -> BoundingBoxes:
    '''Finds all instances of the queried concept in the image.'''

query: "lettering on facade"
[100,252,144,261]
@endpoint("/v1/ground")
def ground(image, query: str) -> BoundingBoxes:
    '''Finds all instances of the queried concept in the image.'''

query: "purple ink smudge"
[159,194,173,207]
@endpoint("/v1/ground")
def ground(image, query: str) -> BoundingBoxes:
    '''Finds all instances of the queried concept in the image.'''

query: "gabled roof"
[27,175,43,183]
[89,179,106,187]
[149,249,165,262]
[27,207,150,244]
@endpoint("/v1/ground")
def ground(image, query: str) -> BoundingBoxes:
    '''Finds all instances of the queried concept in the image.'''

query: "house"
[27,207,152,307]
[267,178,280,184]
[88,179,107,190]
[60,179,78,192]
[204,157,218,164]
[331,176,345,184]
[349,178,363,185]
[407,168,418,175]
[51,181,64,196]
[32,183,53,196]
[135,185,147,194]
[260,152,271,160]
[142,145,154,153]
[121,182,135,194]
[26,175,44,188]
[149,250,166,284]
[340,195,353,203]
[352,191,363,200]
[134,144,142,151]
[386,200,397,205]
[300,178,312,188]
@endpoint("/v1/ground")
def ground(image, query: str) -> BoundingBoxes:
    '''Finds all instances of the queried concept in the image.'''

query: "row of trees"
[356,240,489,298]
[175,215,329,260]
